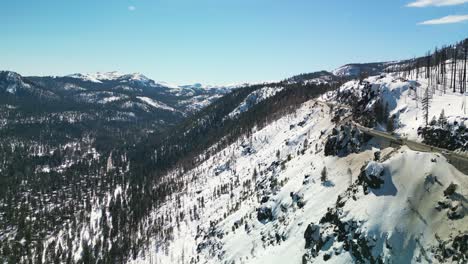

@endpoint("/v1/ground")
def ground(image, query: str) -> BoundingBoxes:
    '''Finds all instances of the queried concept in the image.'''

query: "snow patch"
[228,86,283,119]
[136,96,176,112]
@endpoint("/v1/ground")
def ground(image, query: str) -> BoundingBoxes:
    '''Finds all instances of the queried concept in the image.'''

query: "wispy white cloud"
[419,14,468,24]
[407,0,468,7]
[128,5,136,11]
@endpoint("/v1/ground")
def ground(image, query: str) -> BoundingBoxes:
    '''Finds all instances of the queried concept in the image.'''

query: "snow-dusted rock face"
[359,160,386,189]
[324,124,364,156]
[0,71,32,94]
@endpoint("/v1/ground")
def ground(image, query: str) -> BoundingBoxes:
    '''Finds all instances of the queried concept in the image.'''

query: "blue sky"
[1,0,468,85]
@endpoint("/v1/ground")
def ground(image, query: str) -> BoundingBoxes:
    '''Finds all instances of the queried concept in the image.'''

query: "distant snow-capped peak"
[66,71,153,84]
[65,72,234,91]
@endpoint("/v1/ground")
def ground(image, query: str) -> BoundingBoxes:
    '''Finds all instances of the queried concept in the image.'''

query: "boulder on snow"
[303,174,311,185]
[304,223,321,249]
[359,161,385,189]
[447,201,465,220]
[444,183,458,197]
[291,192,305,208]
[374,151,381,161]
[324,136,338,156]
[260,196,270,204]
[257,205,274,222]
[435,199,451,211]
[452,233,468,256]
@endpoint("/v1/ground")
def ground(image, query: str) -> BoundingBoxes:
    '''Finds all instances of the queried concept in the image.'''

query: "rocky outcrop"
[291,192,305,208]
[324,124,364,156]
[358,161,385,190]
[302,206,381,263]
[437,183,467,220]
[432,233,468,263]
[257,205,274,222]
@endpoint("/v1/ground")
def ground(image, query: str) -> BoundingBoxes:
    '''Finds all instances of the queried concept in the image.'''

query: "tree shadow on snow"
[322,180,335,187]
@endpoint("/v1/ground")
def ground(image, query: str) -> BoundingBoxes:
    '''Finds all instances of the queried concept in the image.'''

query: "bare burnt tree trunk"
[442,47,447,94]
[422,87,430,126]
[451,46,458,93]
[463,41,467,94]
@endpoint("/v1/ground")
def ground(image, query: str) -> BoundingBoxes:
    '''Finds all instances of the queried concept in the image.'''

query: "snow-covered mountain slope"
[3,39,468,264]
[129,87,467,263]
[228,86,284,119]
[130,100,338,263]
[176,94,225,112]
[329,148,468,263]
[136,96,178,112]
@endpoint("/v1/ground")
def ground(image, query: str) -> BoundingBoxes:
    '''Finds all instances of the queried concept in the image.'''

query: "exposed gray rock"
[358,161,385,190]
[257,205,274,222]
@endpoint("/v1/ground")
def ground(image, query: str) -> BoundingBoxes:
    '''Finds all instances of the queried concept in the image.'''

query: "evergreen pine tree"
[438,109,447,127]
[421,87,431,126]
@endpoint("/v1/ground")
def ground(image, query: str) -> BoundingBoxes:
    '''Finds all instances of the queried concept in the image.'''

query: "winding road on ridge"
[353,122,468,174]
[315,100,468,174]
